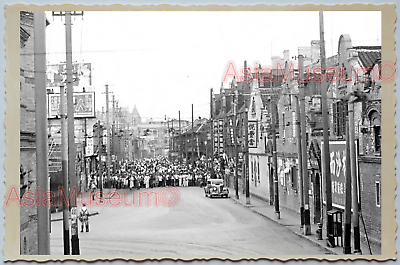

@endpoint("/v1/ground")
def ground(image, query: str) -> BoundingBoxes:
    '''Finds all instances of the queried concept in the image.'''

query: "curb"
[230,197,338,255]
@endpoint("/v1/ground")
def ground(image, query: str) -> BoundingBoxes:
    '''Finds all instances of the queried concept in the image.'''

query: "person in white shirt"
[79,203,89,232]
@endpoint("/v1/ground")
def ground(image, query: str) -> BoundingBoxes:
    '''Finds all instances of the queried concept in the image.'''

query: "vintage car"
[204,179,229,198]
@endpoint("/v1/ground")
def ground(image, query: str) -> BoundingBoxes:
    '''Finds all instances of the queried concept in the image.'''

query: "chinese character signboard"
[219,119,224,149]
[85,146,94,157]
[248,120,258,148]
[213,120,219,154]
[251,97,257,118]
[321,141,359,209]
[48,92,95,119]
[230,119,235,145]
[47,63,92,87]
[85,137,94,156]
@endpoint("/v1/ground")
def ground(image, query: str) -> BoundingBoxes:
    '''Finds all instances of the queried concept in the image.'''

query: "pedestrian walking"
[79,203,90,232]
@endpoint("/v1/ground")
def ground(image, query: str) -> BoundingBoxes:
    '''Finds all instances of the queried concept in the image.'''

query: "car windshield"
[210,179,223,185]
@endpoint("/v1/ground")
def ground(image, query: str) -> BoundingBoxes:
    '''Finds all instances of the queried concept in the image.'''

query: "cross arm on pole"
[52,11,84,17]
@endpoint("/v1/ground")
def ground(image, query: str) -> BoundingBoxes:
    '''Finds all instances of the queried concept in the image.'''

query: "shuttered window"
[332,101,348,137]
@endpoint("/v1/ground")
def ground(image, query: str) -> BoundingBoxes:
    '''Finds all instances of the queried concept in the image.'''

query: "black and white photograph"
[4,4,396,260]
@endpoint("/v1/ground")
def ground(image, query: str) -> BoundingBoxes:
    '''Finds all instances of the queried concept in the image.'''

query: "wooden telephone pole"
[234,90,239,199]
[319,11,334,247]
[34,11,50,255]
[299,55,311,235]
[179,111,182,161]
[210,88,215,177]
[270,96,280,219]
[52,10,83,255]
[103,85,112,190]
[191,104,195,185]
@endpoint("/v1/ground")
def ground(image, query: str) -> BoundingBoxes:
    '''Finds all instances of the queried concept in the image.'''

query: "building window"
[292,112,296,138]
[251,160,254,181]
[370,111,381,154]
[375,180,381,207]
[332,101,348,137]
[291,166,297,190]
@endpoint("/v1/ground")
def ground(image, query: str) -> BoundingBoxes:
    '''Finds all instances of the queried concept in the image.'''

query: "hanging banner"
[321,140,359,209]
[213,120,219,155]
[85,146,94,157]
[219,119,224,150]
[228,119,234,145]
[248,120,258,148]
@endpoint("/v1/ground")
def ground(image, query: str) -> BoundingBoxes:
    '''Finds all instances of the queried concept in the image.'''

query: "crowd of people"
[86,155,230,192]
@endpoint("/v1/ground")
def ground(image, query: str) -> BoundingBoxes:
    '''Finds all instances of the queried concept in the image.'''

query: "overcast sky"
[45,11,381,122]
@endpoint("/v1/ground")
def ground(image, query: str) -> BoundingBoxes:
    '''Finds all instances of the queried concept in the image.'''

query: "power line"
[20,48,147,56]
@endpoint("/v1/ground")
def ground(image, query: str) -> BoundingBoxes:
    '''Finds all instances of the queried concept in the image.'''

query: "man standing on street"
[79,203,90,232]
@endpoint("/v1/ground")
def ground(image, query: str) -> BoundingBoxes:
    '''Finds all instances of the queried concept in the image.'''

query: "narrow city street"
[13,10,388,258]
[50,187,328,256]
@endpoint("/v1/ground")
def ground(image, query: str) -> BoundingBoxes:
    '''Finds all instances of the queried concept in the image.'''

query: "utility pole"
[111,96,116,169]
[97,120,103,200]
[234,90,239,199]
[210,88,215,178]
[116,106,120,163]
[179,111,181,162]
[60,85,70,254]
[65,11,79,255]
[172,119,175,160]
[83,117,87,192]
[295,93,304,230]
[299,55,311,235]
[319,11,334,247]
[343,115,352,254]
[52,11,84,255]
[244,106,250,205]
[171,118,175,159]
[192,104,195,185]
[34,11,50,254]
[270,96,280,219]
[349,103,361,253]
[104,85,112,196]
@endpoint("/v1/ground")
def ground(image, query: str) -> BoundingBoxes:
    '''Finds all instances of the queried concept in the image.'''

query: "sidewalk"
[228,188,380,256]
[51,188,117,222]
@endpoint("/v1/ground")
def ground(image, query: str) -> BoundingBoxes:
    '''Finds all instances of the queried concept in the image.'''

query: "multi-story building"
[212,63,253,187]
[137,119,169,158]
[176,118,210,163]
[19,11,50,255]
[240,37,381,251]
[272,37,381,250]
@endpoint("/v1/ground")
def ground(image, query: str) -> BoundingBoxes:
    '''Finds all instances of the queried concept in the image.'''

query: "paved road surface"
[50,187,329,256]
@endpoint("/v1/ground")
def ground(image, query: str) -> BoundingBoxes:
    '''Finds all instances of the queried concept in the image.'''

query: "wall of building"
[358,157,381,249]
[247,89,274,202]
[20,11,38,255]
[249,154,271,202]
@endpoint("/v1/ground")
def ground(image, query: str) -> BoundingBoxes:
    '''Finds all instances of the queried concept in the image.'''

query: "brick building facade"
[242,36,381,251]
[20,11,38,255]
